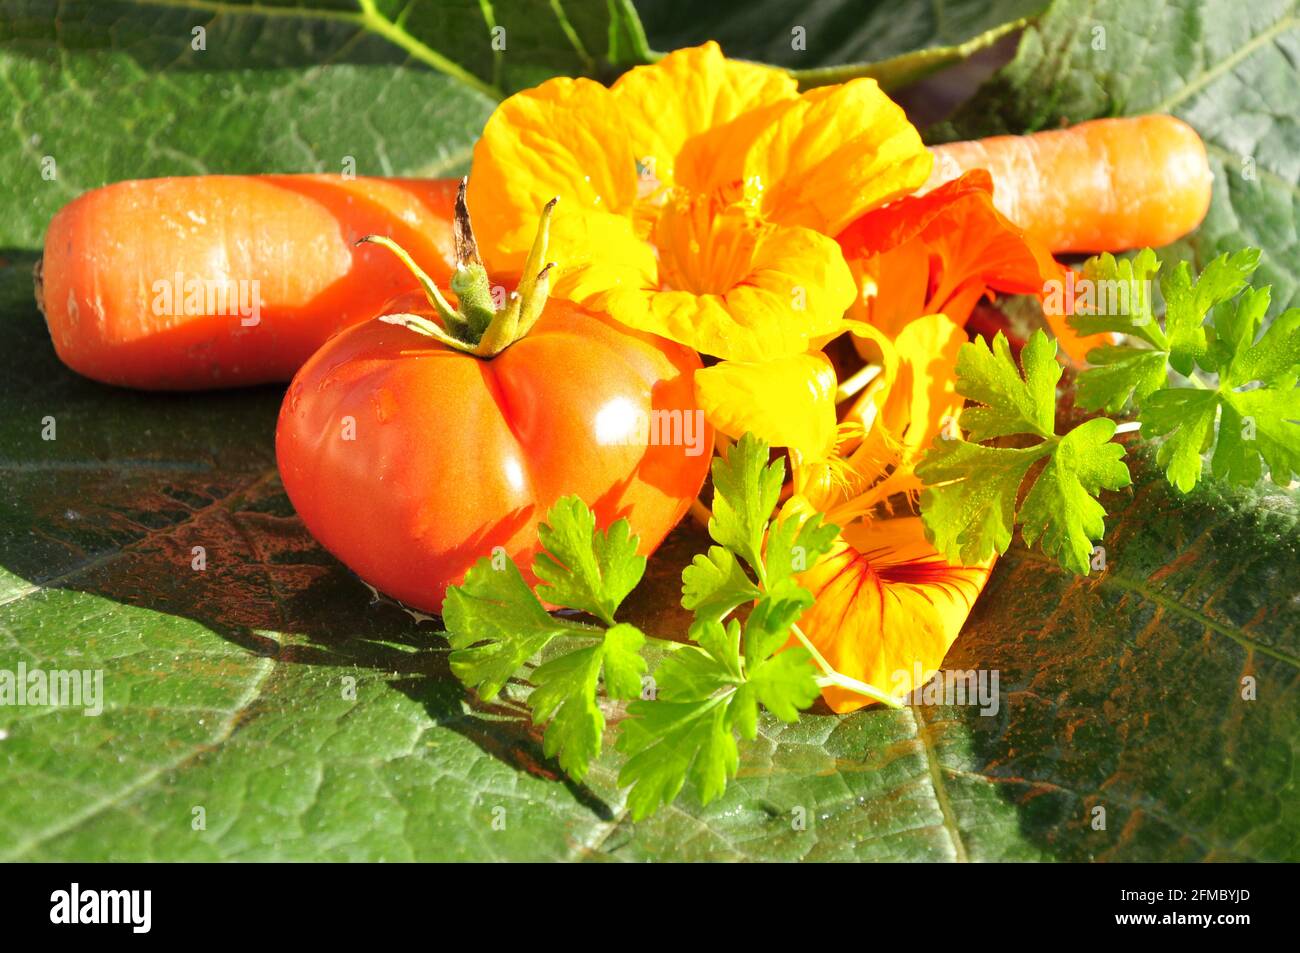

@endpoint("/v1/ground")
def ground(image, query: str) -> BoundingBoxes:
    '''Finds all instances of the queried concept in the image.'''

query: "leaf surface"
[634,0,1045,89]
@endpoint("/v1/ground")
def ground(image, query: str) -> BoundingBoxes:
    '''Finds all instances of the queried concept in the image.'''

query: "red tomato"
[275,292,711,612]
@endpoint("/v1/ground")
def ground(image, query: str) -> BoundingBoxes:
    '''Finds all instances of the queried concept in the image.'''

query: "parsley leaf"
[1141,389,1220,493]
[618,431,838,818]
[914,439,1044,566]
[617,595,819,820]
[1068,249,1170,413]
[682,507,836,626]
[681,546,760,624]
[617,619,742,817]
[1068,248,1165,347]
[764,510,839,589]
[1160,249,1259,375]
[917,330,1131,574]
[442,435,840,818]
[1142,292,1300,491]
[529,623,646,782]
[742,644,821,724]
[957,324,1060,440]
[443,557,592,700]
[445,496,649,782]
[1072,249,1261,412]
[743,578,814,669]
[533,495,645,625]
[708,432,785,577]
[1067,247,1297,492]
[616,696,736,819]
[661,619,744,698]
[1075,344,1170,414]
[1018,417,1131,571]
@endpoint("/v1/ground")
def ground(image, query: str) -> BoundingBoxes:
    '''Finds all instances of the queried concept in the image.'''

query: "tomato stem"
[448,180,499,335]
[361,179,560,358]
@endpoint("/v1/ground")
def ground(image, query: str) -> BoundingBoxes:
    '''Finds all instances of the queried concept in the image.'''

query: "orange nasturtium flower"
[695,171,1081,473]
[695,173,1071,709]
[465,42,931,362]
[837,169,1098,361]
[699,315,994,711]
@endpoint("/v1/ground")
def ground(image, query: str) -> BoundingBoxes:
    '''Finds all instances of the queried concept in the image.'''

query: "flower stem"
[815,672,905,709]
[791,622,902,709]
[789,622,830,673]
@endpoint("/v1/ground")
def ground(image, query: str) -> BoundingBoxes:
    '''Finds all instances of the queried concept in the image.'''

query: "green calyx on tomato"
[358,178,557,358]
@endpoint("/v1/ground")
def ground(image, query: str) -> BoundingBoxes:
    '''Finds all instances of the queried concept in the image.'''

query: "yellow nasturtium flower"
[466,42,931,362]
[695,351,839,461]
[699,317,964,509]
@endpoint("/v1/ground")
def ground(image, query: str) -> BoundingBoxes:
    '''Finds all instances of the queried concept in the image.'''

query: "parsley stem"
[1113,420,1142,435]
[641,634,689,650]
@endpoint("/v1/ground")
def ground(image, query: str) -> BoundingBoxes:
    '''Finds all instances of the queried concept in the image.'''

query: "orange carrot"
[38,175,459,390]
[926,116,1213,254]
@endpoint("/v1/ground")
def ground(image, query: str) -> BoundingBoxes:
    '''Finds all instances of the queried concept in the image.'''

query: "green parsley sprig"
[442,433,899,820]
[1072,249,1300,492]
[917,247,1300,574]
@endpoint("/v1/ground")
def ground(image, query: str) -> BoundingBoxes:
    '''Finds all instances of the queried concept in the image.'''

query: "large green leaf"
[1,247,1295,859]
[0,0,651,249]
[933,0,1300,316]
[633,0,1044,89]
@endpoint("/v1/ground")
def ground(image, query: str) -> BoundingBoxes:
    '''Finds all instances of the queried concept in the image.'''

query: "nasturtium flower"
[785,317,994,712]
[695,172,1090,471]
[697,315,963,501]
[703,314,992,712]
[466,42,932,362]
[804,316,967,518]
[790,509,994,712]
[836,169,1100,361]
[837,170,1058,333]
